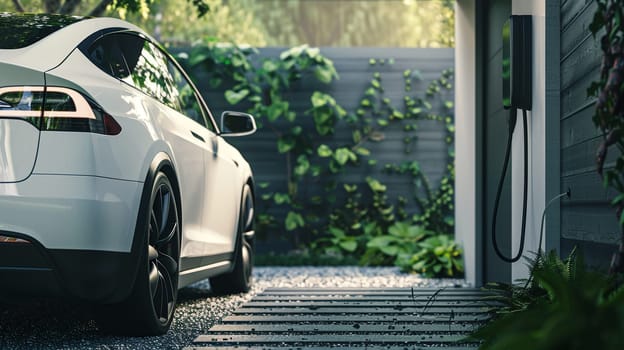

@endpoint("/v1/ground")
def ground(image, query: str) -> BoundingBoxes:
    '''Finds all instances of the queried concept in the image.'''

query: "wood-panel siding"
[560,0,620,266]
[186,47,454,251]
[483,0,512,283]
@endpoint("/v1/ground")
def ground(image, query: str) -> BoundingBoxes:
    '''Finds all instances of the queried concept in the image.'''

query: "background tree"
[119,0,455,47]
[1,0,454,48]
[0,0,209,18]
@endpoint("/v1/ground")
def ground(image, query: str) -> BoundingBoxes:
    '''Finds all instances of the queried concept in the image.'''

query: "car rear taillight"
[0,86,121,135]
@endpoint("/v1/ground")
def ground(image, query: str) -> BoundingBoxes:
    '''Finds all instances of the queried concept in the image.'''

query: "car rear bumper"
[0,237,137,302]
[0,174,144,302]
[0,174,142,251]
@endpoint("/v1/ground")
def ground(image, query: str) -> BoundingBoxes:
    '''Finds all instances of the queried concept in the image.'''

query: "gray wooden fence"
[187,47,454,252]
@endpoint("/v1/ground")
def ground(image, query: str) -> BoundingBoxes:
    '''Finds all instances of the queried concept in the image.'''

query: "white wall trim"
[455,0,480,286]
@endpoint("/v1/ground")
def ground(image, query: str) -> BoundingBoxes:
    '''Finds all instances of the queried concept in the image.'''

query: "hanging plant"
[589,0,624,274]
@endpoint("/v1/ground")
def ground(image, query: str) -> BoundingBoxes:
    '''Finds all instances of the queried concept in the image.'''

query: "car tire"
[97,171,181,335]
[210,184,254,294]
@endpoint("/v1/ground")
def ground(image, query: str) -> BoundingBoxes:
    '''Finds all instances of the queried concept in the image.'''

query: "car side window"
[86,34,133,79]
[166,60,214,131]
[86,33,214,130]
[123,39,181,113]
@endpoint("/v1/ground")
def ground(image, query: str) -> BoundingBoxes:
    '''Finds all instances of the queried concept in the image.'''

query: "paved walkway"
[185,287,494,349]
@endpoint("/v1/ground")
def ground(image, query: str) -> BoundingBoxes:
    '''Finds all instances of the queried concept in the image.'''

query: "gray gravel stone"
[0,267,467,349]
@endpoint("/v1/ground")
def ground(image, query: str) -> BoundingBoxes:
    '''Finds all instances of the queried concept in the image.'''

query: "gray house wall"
[560,0,620,267]
[481,0,512,283]
[190,48,454,250]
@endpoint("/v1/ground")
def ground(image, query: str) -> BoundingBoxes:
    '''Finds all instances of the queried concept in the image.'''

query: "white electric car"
[0,13,256,335]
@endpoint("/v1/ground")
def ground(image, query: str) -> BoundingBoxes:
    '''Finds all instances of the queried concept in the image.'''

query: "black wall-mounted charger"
[502,15,532,111]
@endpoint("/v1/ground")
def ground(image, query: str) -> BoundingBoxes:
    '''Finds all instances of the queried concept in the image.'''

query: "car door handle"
[191,131,205,143]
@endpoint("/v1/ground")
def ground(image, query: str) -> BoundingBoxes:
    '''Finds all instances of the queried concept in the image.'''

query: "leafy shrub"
[397,234,463,277]
[470,248,624,350]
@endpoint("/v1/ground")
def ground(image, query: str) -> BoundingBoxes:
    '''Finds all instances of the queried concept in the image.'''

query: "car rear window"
[0,13,86,49]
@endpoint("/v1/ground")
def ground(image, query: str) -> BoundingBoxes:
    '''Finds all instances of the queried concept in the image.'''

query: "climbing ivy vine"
[179,42,461,277]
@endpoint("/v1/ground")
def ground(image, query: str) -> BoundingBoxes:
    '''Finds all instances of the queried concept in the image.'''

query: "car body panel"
[0,17,142,72]
[0,62,45,183]
[0,174,141,251]
[0,120,39,183]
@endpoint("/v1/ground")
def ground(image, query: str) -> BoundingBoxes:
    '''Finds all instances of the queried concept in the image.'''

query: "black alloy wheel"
[97,172,180,335]
[147,174,180,326]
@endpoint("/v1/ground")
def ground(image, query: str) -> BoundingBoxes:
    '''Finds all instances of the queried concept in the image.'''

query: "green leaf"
[340,240,358,252]
[262,60,279,72]
[334,148,355,165]
[311,91,331,107]
[273,193,290,205]
[329,227,346,238]
[285,211,305,231]
[277,137,295,153]
[380,245,400,256]
[267,104,284,122]
[224,89,249,105]
[392,110,404,119]
[353,130,362,143]
[367,236,394,248]
[295,155,310,176]
[355,147,370,156]
[366,177,387,192]
[317,144,333,157]
[314,67,334,84]
[343,184,358,193]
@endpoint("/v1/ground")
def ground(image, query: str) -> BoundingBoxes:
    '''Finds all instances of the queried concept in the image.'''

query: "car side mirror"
[219,111,256,137]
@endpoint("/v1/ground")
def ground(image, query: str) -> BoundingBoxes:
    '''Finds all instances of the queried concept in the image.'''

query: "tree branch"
[59,0,81,15]
[12,0,25,12]
[44,0,61,13]
[89,0,113,17]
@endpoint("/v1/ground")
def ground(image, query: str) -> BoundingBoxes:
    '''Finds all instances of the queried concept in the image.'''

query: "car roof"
[0,14,145,72]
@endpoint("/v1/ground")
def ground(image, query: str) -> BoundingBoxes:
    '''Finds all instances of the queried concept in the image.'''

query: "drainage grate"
[186,287,495,349]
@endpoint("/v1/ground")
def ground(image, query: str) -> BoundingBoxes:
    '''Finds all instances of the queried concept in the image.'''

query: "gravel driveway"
[0,267,466,350]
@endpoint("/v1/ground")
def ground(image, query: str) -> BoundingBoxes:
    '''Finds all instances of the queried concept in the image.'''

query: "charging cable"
[491,108,528,263]
[537,189,571,254]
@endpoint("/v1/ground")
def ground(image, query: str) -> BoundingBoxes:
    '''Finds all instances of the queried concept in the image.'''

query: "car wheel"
[210,184,254,294]
[98,171,180,335]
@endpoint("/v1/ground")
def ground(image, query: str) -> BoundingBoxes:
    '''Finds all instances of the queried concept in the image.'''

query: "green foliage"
[397,234,463,277]
[470,248,624,350]
[366,222,428,260]
[0,0,209,18]
[181,43,460,276]
[588,0,624,274]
